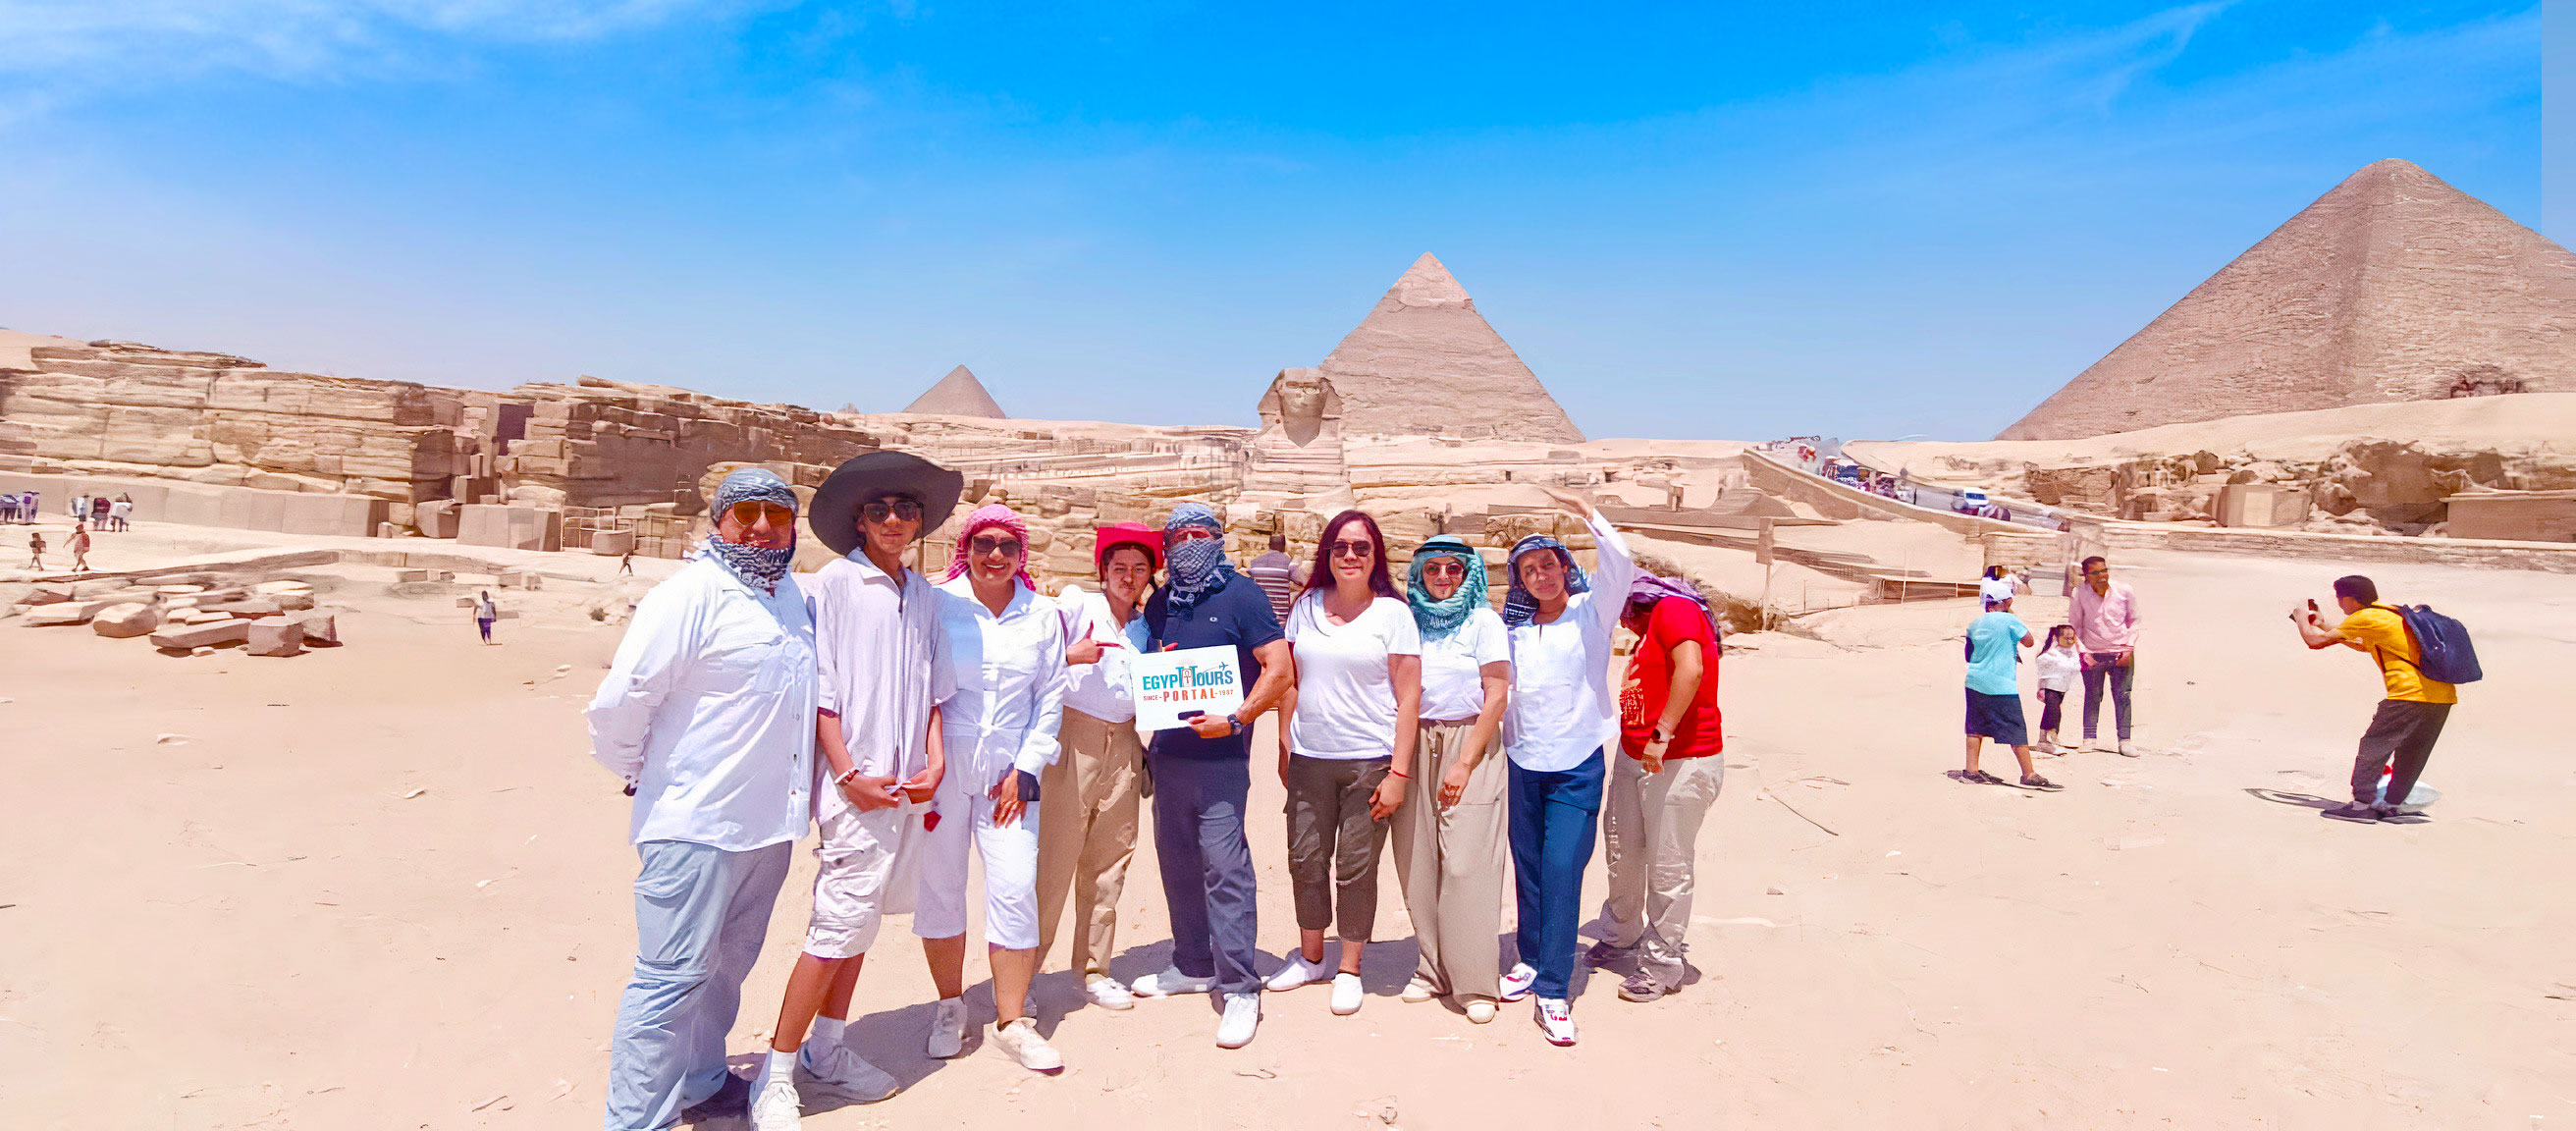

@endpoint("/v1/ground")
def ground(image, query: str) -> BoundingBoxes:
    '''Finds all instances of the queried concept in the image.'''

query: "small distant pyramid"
[1315,254,1584,443]
[902,365,1008,417]
[2000,159,2576,440]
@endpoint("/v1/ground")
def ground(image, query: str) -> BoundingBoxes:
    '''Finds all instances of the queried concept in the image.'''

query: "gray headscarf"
[701,467,799,594]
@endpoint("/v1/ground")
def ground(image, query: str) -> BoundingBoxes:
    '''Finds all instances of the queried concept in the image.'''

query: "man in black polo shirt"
[1124,503,1294,1050]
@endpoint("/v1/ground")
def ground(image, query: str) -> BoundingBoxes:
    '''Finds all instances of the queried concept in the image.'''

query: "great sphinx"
[1256,367,1342,448]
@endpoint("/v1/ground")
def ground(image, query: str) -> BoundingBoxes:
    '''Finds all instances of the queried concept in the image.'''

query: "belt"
[1423,717,1479,727]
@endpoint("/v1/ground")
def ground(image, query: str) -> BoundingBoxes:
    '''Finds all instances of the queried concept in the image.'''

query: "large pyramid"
[1314,254,1584,443]
[1998,159,2576,441]
[902,364,1008,417]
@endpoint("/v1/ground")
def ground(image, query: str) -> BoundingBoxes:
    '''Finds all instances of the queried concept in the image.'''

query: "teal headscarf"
[1406,536,1487,639]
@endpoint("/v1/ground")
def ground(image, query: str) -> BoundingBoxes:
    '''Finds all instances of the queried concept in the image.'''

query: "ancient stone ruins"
[8,159,2576,628]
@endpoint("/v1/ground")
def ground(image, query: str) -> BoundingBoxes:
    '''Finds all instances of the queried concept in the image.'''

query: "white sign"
[1126,644,1246,732]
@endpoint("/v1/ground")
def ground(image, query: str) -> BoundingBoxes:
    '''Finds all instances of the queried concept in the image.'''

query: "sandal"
[2019,775,2065,791]
[1963,770,2009,785]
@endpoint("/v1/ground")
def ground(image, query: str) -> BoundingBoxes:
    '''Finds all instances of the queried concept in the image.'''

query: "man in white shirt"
[749,452,962,1131]
[590,468,817,1131]
[1035,521,1160,1010]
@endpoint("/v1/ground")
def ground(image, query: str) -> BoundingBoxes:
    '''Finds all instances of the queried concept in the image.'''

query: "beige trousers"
[1600,753,1724,978]
[1034,708,1146,978]
[1389,721,1509,1002]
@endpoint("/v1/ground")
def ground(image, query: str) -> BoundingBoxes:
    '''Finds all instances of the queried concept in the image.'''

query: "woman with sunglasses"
[1265,510,1421,1016]
[1497,484,1637,1048]
[1389,535,1512,1024]
[920,504,1071,1073]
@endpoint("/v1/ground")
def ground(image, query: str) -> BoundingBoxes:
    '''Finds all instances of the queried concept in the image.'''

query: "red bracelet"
[1389,770,1410,779]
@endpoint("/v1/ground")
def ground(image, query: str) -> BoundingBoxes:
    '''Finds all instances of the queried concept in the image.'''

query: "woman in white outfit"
[1390,534,1512,1024]
[1268,510,1422,1016]
[920,504,1070,1073]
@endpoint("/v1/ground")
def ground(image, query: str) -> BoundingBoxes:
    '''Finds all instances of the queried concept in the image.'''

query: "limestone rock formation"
[1313,254,1585,443]
[2000,160,2576,441]
[901,365,1008,418]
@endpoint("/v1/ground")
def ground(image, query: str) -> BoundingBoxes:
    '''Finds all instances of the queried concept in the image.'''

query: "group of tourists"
[66,492,133,531]
[1959,556,2144,788]
[587,452,1729,1131]
[1,490,44,524]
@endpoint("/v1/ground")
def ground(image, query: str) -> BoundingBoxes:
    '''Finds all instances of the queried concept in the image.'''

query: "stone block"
[199,599,283,618]
[247,619,305,657]
[456,504,563,552]
[272,590,316,611]
[295,613,340,645]
[253,580,313,596]
[92,603,162,637]
[22,583,73,606]
[27,601,105,626]
[396,568,430,582]
[415,499,459,538]
[591,528,635,556]
[151,618,251,650]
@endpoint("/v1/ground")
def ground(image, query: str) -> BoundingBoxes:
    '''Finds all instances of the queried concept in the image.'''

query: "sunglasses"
[861,498,924,523]
[970,536,1025,558]
[1168,527,1219,543]
[1329,540,1375,559]
[724,501,796,527]
[1422,559,1468,578]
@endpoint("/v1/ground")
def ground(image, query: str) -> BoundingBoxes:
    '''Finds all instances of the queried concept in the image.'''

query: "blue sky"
[0,2,2544,440]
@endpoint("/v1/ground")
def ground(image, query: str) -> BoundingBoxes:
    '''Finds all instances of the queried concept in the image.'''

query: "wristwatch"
[1224,712,1244,732]
[1649,726,1675,745]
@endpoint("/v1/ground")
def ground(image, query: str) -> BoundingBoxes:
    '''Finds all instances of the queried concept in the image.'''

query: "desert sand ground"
[4,535,2573,1129]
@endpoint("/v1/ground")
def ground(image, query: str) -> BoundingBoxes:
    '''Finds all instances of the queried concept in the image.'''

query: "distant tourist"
[1269,510,1421,1017]
[26,530,43,570]
[2291,575,2458,824]
[2032,625,2081,753]
[918,504,1072,1074]
[0,492,17,523]
[1498,485,1637,1048]
[474,591,499,644]
[1127,502,1296,1051]
[1034,520,1158,1012]
[1390,534,1511,1025]
[111,494,133,531]
[1589,571,1725,1003]
[1246,533,1303,622]
[1978,566,2016,606]
[750,450,960,1129]
[69,522,91,572]
[89,495,110,528]
[1960,594,2061,791]
[617,546,635,575]
[588,467,815,1130]
[2070,556,2141,755]
[71,492,89,523]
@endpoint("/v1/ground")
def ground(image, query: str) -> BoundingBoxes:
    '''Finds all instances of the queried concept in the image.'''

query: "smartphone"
[2307,599,2319,613]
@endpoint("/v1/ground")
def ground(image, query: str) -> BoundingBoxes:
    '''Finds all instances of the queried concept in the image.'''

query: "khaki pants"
[1034,709,1145,978]
[1389,721,1508,1002]
[1600,753,1724,981]
[1284,753,1392,942]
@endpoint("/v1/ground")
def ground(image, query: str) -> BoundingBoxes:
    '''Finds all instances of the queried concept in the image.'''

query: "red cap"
[1093,521,1163,574]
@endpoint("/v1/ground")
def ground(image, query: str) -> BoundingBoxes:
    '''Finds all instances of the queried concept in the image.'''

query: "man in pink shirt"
[2068,556,2139,755]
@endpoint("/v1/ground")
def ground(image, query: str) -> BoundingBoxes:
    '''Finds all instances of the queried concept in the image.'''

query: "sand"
[5,543,2573,1128]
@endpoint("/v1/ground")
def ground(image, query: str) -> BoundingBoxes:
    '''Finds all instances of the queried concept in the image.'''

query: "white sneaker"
[1130,966,1216,998]
[1215,993,1260,1049]
[1464,998,1498,1024]
[1085,975,1136,1010]
[2119,740,2137,757]
[1265,951,1334,992]
[992,1017,1064,1073]
[796,1039,898,1104]
[1399,976,1438,1003]
[1498,962,1537,1002]
[749,1072,803,1131]
[1535,996,1578,1047]
[925,996,968,1059]
[1329,972,1364,1015]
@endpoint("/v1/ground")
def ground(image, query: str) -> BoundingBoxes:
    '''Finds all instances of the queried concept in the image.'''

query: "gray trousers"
[1600,754,1724,982]
[1285,753,1392,942]
[605,838,790,1131]
[1148,745,1262,996]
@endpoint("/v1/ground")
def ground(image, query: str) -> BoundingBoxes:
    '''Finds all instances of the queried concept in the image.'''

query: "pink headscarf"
[944,503,1038,590]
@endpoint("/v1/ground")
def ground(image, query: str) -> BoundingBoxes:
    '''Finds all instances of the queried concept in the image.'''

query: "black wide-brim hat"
[810,451,965,558]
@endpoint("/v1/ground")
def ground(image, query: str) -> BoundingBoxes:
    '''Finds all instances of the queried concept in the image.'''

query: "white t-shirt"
[1418,606,1510,723]
[1284,592,1422,759]
[1055,585,1151,724]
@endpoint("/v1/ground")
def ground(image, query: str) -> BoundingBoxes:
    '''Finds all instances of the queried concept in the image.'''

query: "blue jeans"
[1146,744,1262,996]
[2081,653,2134,740]
[1509,748,1605,1000]
[604,839,790,1131]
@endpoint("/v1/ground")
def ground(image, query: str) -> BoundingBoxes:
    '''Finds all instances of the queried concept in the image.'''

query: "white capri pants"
[912,760,1044,949]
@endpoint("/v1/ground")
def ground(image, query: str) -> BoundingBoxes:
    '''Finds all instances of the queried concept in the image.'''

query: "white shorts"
[912,769,1043,949]
[804,797,911,959]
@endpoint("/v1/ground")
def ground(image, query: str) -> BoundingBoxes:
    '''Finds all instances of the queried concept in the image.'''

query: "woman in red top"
[1586,574,1724,1002]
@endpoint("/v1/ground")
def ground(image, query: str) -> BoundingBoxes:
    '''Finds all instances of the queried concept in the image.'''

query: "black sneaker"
[2320,802,2382,824]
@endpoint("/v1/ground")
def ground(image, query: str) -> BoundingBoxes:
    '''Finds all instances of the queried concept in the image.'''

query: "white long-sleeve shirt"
[1503,509,1638,773]
[586,558,817,851]
[932,577,1071,787]
[808,553,945,781]
[1055,585,1150,724]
